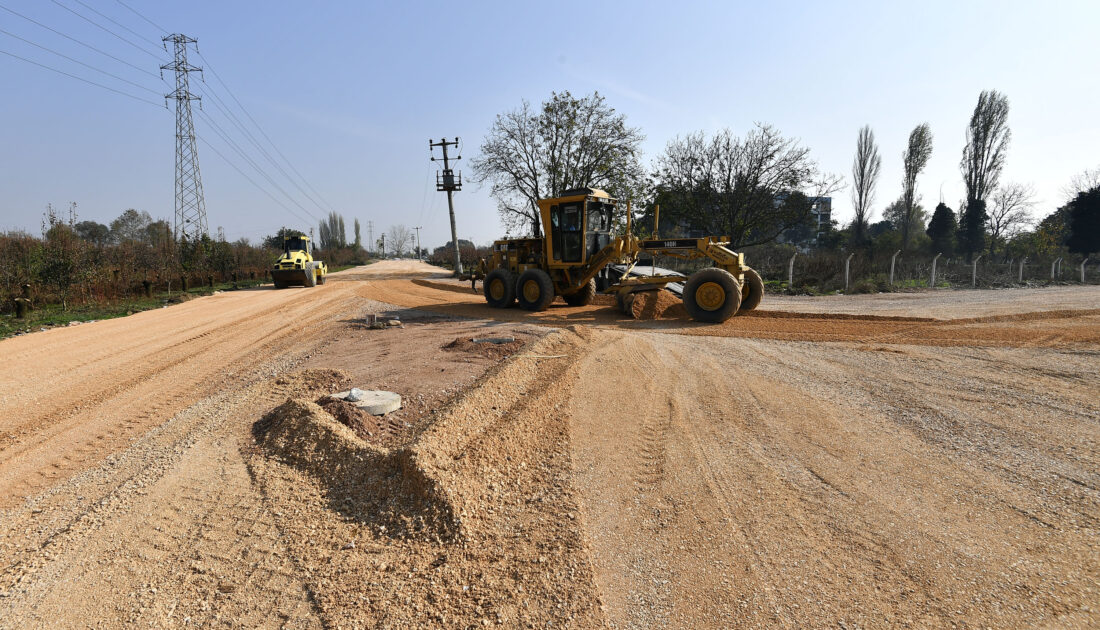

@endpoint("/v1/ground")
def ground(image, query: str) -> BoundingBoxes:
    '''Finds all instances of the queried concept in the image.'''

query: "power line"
[0,2,161,78]
[114,0,167,35]
[198,136,317,228]
[48,0,165,61]
[0,47,164,107]
[0,28,160,95]
[196,50,341,215]
[196,108,320,223]
[194,80,330,218]
[70,0,163,50]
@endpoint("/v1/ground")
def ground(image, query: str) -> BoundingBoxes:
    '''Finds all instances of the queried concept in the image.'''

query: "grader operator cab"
[271,234,327,288]
[480,188,764,323]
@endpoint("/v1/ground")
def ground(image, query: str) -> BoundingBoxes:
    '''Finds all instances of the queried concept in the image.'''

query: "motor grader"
[478,188,763,323]
[271,234,327,288]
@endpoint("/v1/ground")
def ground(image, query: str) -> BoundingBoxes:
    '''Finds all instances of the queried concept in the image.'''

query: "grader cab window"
[587,202,613,256]
[551,203,584,262]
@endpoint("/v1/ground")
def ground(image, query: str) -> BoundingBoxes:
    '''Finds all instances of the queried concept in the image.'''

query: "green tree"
[883,197,927,239]
[926,202,958,257]
[901,123,933,249]
[74,220,110,246]
[263,227,306,250]
[959,90,1010,261]
[958,200,988,260]
[1065,186,1100,255]
[471,91,646,236]
[39,205,85,310]
[109,209,153,244]
[318,212,346,250]
[850,125,882,245]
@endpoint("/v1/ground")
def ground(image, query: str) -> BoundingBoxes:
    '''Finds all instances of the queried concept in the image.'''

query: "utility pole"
[367,220,374,255]
[429,137,463,275]
[161,34,207,242]
[413,226,422,261]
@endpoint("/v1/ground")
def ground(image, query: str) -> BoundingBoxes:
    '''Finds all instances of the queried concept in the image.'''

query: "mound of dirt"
[442,336,526,358]
[629,289,685,320]
[315,396,388,442]
[273,368,349,393]
[257,399,459,542]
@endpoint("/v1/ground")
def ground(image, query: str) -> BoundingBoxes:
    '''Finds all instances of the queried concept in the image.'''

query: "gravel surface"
[0,260,1095,628]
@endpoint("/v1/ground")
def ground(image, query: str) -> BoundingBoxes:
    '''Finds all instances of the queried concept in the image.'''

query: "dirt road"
[1,260,1096,628]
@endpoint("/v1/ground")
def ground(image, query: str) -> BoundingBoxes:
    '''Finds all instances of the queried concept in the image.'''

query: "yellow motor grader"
[477,188,763,323]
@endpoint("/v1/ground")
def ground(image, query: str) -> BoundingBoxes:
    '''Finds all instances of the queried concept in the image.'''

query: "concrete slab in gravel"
[331,389,401,415]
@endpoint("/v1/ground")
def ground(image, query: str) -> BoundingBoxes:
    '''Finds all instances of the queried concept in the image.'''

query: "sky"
[1,0,1098,250]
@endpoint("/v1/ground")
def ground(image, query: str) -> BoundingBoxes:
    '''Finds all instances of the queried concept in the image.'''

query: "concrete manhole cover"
[331,388,401,415]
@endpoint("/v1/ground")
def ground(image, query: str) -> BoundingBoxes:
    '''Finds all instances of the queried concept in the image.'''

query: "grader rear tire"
[683,268,741,323]
[739,267,764,312]
[484,268,516,308]
[516,269,555,311]
[563,279,597,306]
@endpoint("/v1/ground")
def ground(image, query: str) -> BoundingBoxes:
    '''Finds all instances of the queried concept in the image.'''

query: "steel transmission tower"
[161,35,207,242]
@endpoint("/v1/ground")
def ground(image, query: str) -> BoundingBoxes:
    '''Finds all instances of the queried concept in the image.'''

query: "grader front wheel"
[683,268,741,323]
[484,268,516,308]
[739,268,764,312]
[563,278,597,306]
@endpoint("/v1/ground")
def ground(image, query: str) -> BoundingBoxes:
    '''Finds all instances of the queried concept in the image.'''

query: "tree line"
[470,90,1099,267]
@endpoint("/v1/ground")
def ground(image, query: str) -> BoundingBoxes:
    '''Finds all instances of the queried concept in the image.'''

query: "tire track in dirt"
[569,328,1098,628]
[0,279,361,508]
[0,368,345,627]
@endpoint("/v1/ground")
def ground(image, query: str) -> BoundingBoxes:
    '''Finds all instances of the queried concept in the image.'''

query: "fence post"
[844,253,854,292]
[930,253,942,288]
[972,254,982,288]
[787,252,797,289]
[1083,257,1091,283]
[890,249,901,285]
[1018,257,1027,283]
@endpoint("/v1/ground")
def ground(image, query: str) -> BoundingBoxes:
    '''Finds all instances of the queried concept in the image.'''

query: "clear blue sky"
[1,0,1097,249]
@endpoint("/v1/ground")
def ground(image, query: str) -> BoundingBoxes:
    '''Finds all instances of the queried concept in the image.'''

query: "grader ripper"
[478,188,763,323]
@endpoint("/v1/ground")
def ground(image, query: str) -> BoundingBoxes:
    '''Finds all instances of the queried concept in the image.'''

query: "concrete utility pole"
[413,226,423,260]
[430,137,463,275]
[161,34,207,242]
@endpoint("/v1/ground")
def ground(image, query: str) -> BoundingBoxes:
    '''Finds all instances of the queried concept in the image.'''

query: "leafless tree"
[471,91,646,236]
[1063,165,1100,200]
[387,224,413,256]
[900,123,933,249]
[988,182,1036,257]
[961,90,1011,205]
[653,124,843,247]
[850,125,882,244]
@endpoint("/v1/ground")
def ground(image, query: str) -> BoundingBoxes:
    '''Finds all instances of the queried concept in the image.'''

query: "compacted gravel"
[0,260,1095,628]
